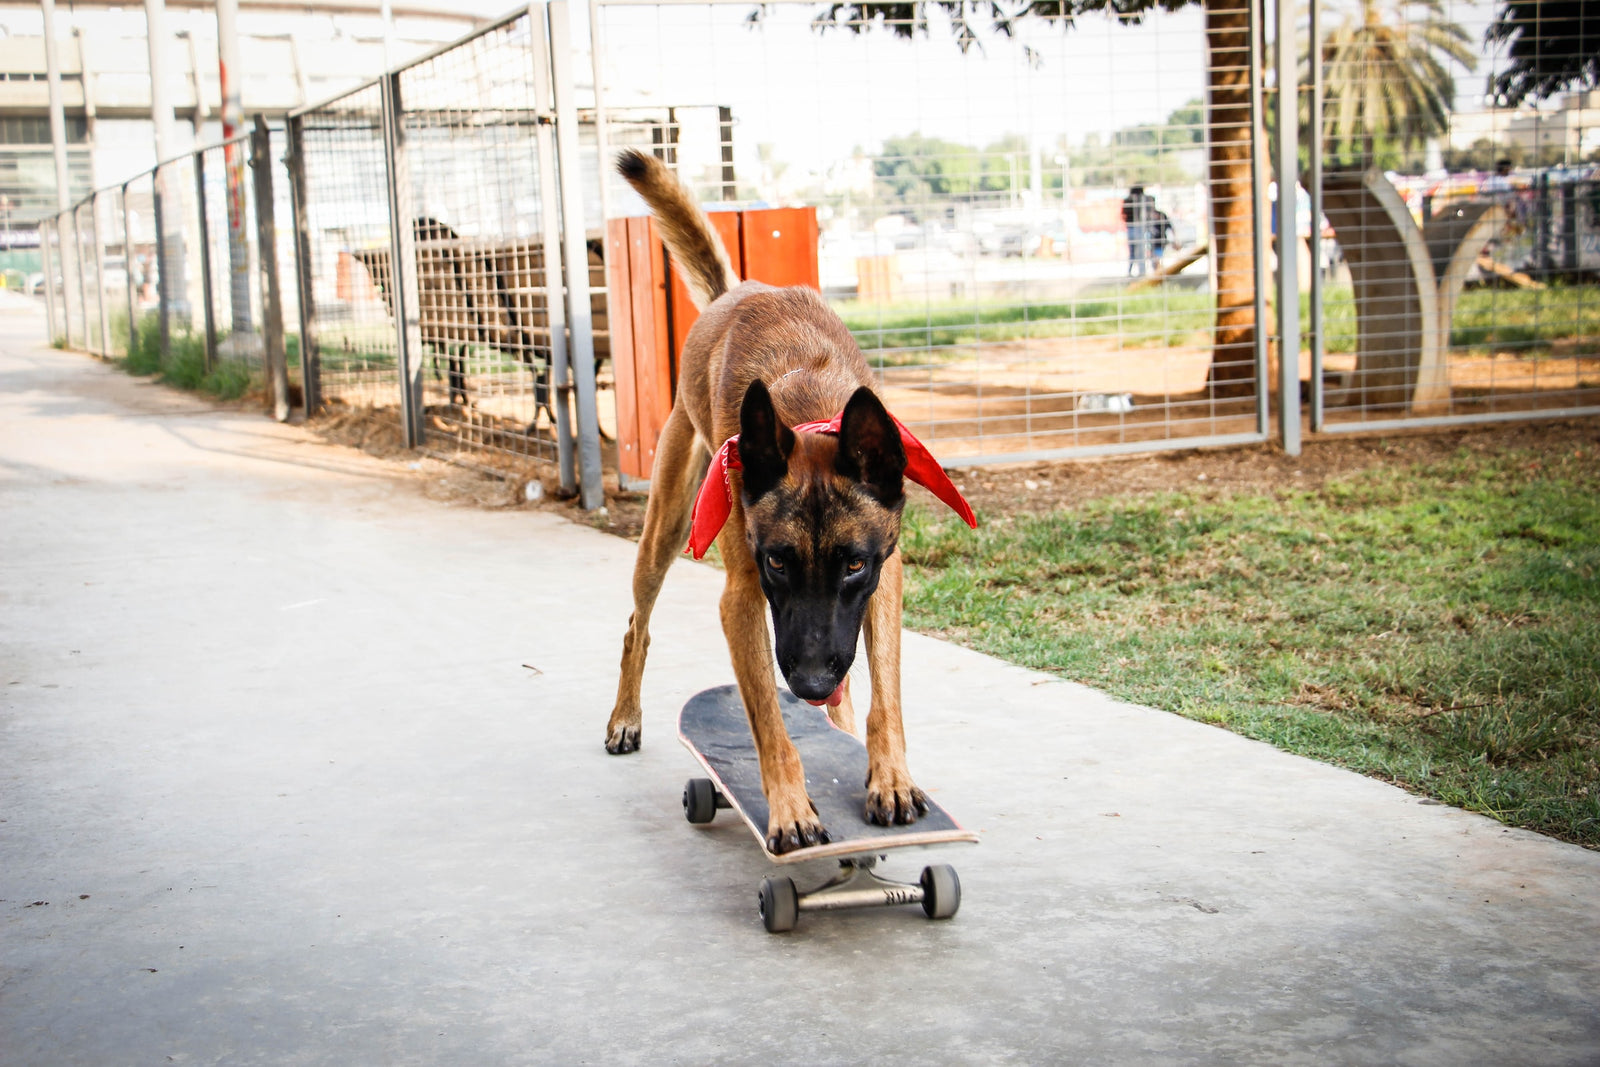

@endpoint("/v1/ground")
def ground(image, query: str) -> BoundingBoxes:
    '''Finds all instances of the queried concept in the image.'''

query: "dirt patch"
[306,399,1600,538]
[935,416,1600,520]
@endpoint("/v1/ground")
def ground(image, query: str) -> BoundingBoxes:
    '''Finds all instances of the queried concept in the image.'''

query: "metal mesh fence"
[293,80,401,412]
[391,13,568,462]
[1308,0,1600,430]
[38,0,1598,497]
[594,0,1272,463]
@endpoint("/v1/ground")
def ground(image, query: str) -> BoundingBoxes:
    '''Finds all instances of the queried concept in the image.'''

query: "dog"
[603,150,974,854]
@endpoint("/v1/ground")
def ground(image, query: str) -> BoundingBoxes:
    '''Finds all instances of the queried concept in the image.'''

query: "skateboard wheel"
[758,876,799,933]
[920,864,960,920]
[683,778,718,824]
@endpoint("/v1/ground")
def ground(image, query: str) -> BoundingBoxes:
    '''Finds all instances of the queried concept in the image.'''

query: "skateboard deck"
[677,684,980,864]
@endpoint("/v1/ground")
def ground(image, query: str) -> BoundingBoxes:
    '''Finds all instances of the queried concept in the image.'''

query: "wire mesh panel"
[594,0,1270,463]
[388,13,572,463]
[123,173,160,357]
[1309,0,1600,429]
[293,81,401,411]
[41,217,65,345]
[99,187,131,359]
[74,199,105,358]
[197,140,257,367]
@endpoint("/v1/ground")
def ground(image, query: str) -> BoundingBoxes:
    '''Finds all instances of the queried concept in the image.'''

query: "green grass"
[834,282,1600,362]
[118,311,263,402]
[900,445,1600,847]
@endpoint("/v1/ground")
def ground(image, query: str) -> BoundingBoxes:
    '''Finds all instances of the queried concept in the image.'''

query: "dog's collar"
[686,408,977,560]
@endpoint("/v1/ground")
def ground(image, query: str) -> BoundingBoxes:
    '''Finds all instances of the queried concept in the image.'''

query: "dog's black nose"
[786,671,839,703]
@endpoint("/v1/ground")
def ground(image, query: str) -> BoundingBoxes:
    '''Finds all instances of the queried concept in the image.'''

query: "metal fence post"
[90,192,112,358]
[194,149,218,371]
[72,208,90,350]
[1249,0,1271,440]
[530,1,576,494]
[380,72,426,448]
[1308,0,1324,433]
[284,113,320,416]
[1274,0,1301,455]
[250,117,290,422]
[40,215,58,343]
[123,182,138,356]
[549,0,606,510]
[153,171,171,364]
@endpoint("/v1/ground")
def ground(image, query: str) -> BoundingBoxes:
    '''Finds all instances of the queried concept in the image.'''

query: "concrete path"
[2,311,1597,1066]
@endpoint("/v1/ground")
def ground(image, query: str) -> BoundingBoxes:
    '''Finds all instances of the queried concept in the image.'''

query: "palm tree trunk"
[1204,0,1258,398]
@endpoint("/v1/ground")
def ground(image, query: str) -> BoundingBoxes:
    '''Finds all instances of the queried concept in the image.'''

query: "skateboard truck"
[684,777,961,934]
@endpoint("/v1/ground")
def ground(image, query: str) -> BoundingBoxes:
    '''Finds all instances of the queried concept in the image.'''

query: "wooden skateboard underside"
[677,684,980,865]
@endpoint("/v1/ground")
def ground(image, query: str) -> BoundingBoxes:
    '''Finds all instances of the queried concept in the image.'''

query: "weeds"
[901,443,1600,847]
[117,311,262,401]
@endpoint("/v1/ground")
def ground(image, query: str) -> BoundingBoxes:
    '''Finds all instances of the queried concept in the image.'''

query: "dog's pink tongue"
[805,683,845,708]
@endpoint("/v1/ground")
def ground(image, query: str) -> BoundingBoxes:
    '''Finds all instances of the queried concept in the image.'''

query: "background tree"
[1315,0,1474,167]
[1485,0,1600,108]
[814,0,1262,397]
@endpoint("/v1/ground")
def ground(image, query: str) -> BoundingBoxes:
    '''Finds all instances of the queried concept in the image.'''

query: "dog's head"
[738,381,906,705]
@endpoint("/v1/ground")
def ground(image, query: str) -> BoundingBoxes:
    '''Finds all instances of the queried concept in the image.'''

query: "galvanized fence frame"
[589,0,1294,465]
[283,1,605,507]
[42,125,296,415]
[40,0,1600,504]
[1303,0,1600,435]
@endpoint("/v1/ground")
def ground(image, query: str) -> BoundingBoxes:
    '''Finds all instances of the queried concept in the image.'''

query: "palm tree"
[1316,0,1475,167]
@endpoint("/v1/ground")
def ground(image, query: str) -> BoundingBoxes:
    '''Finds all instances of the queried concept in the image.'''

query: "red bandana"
[686,410,978,559]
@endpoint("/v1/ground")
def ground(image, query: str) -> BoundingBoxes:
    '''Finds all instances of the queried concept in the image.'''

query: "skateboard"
[678,684,978,933]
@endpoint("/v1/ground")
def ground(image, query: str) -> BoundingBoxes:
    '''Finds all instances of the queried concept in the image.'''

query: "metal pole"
[587,0,613,225]
[285,114,320,415]
[72,208,89,350]
[42,0,80,346]
[250,117,290,422]
[147,0,187,321]
[91,192,112,358]
[39,215,58,344]
[530,2,576,494]
[216,0,254,336]
[123,181,139,355]
[380,72,425,447]
[1249,0,1270,439]
[153,168,170,363]
[194,150,218,370]
[550,0,606,510]
[1275,0,1301,455]
[1308,0,1324,432]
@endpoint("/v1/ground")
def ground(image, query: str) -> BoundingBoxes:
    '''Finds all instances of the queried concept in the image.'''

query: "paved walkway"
[2,311,1597,1065]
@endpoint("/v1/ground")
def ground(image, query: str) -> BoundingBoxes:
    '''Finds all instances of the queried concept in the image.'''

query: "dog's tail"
[616,149,739,310]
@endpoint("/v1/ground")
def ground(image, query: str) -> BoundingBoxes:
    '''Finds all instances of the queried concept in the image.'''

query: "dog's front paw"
[864,767,930,826]
[605,711,641,754]
[764,790,831,854]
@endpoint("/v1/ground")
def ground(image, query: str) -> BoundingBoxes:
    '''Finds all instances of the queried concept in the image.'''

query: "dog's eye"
[847,559,865,574]
[767,555,785,573]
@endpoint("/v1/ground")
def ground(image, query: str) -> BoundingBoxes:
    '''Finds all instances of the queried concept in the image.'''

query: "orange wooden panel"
[627,216,674,476]
[604,218,644,479]
[668,209,743,359]
[739,207,819,290]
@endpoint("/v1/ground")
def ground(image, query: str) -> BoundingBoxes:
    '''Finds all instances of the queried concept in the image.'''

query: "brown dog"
[604,150,964,854]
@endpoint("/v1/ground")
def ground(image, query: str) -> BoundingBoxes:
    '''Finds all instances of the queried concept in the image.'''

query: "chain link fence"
[40,0,1599,505]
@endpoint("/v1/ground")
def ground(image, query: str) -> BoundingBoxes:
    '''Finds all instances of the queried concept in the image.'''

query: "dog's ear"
[739,379,794,503]
[835,386,906,506]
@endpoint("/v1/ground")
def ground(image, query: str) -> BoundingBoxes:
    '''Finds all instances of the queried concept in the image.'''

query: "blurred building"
[0,0,508,246]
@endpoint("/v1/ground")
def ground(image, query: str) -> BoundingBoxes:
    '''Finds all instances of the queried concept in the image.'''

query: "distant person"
[1122,185,1156,277]
[1482,159,1515,202]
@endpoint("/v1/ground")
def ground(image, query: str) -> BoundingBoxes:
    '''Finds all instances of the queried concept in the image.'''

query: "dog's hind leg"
[860,549,930,826]
[604,406,708,754]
